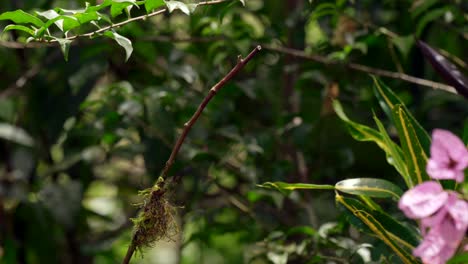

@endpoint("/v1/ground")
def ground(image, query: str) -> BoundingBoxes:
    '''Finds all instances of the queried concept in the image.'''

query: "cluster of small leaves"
[0,0,224,61]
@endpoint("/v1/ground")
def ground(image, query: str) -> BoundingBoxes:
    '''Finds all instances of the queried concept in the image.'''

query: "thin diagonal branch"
[160,45,262,178]
[263,44,457,94]
[122,45,262,264]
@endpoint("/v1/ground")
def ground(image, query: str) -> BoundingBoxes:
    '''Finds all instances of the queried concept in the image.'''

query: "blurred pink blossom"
[398,181,448,220]
[426,129,468,182]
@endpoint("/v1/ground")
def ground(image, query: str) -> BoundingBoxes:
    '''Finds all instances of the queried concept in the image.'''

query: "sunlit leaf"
[145,0,165,12]
[110,0,138,17]
[0,123,34,147]
[0,10,44,27]
[104,31,133,61]
[3,24,35,36]
[335,178,403,200]
[392,105,430,186]
[165,1,198,15]
[36,10,80,32]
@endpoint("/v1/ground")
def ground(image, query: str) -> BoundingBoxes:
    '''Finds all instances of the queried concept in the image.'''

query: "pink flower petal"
[427,129,468,182]
[414,217,465,264]
[398,182,448,219]
[446,193,468,231]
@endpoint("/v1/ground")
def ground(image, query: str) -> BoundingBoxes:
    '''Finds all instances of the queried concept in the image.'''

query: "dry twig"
[122,45,262,264]
[263,45,457,94]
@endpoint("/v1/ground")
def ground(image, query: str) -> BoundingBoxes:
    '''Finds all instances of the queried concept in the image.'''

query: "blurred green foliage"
[0,0,466,263]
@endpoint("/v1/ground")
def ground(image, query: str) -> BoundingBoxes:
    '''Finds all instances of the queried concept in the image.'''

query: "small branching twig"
[38,0,229,43]
[122,45,262,264]
[264,45,457,94]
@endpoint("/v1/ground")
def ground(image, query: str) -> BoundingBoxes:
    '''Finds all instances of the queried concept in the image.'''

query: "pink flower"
[398,181,448,219]
[399,182,468,263]
[426,129,468,183]
[413,218,464,264]
[413,195,468,264]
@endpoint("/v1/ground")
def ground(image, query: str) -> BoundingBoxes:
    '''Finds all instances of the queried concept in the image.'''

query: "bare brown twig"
[121,45,262,264]
[263,45,457,94]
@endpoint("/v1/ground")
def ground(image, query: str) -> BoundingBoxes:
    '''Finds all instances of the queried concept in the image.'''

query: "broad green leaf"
[110,0,138,17]
[373,77,431,155]
[165,1,198,15]
[336,195,420,264]
[392,105,430,185]
[335,178,403,200]
[36,10,80,32]
[3,25,35,36]
[0,10,44,27]
[104,31,133,61]
[373,115,411,187]
[145,0,165,12]
[258,182,334,195]
[72,11,100,24]
[0,123,34,147]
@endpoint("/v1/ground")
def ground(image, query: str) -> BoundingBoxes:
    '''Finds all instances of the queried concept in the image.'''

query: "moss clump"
[131,177,178,250]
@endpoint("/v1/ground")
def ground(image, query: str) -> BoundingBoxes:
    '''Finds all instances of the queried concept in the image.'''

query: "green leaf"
[415,7,447,37]
[3,24,35,36]
[258,182,334,195]
[392,104,430,186]
[56,38,73,61]
[0,10,44,27]
[145,0,165,12]
[373,115,411,188]
[0,123,34,147]
[335,178,403,200]
[333,100,396,161]
[336,195,420,264]
[36,10,80,32]
[373,77,431,155]
[448,252,468,264]
[104,31,133,61]
[110,0,138,17]
[165,1,198,15]
[72,10,100,25]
